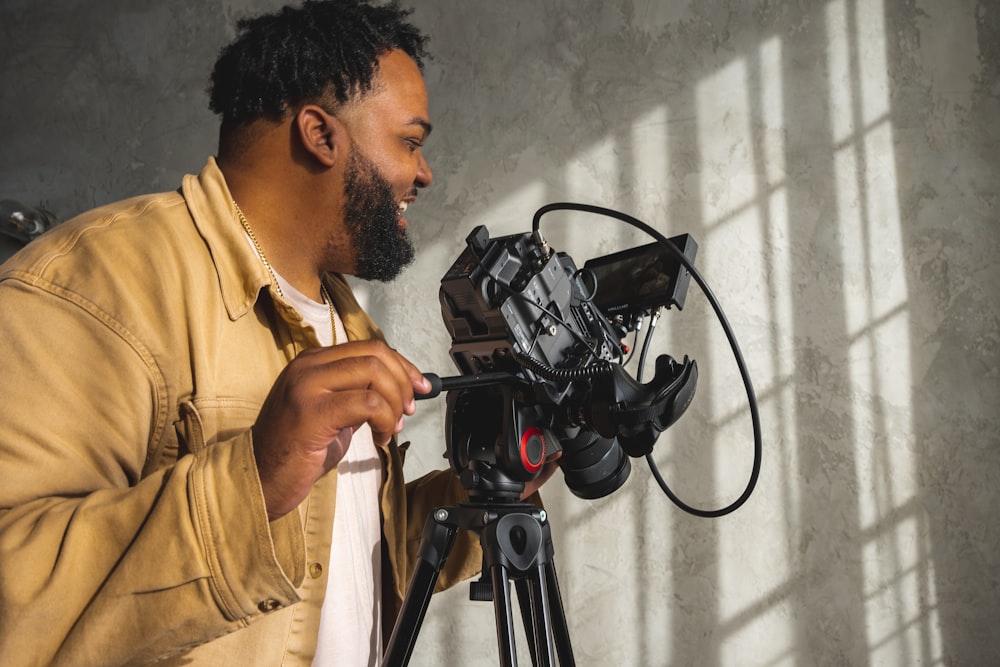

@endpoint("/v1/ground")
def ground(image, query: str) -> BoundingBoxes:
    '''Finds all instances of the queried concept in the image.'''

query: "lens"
[557,429,631,499]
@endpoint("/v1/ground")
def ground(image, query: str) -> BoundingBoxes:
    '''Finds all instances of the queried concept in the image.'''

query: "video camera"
[424,224,699,501]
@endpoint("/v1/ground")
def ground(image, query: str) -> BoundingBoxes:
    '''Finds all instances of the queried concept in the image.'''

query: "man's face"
[336,49,433,281]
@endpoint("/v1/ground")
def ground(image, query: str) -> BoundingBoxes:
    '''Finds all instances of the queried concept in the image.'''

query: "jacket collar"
[181,157,384,343]
[182,157,270,322]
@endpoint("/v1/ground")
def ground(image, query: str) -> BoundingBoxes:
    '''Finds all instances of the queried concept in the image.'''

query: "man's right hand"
[250,340,431,520]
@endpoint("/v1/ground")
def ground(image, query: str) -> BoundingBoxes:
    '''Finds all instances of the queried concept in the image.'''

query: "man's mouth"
[397,200,409,229]
[398,191,417,228]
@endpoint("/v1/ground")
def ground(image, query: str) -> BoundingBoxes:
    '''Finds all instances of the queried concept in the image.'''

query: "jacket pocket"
[173,397,262,458]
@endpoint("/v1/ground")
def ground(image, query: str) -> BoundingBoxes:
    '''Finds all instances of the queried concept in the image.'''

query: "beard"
[342,141,416,282]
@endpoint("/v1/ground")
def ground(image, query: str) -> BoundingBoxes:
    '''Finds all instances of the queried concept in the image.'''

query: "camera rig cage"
[385,204,764,666]
[416,202,761,516]
[416,203,761,514]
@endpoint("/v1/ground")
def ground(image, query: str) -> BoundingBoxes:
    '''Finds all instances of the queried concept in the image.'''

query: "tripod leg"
[514,524,575,666]
[543,562,575,667]
[490,563,519,667]
[514,569,556,667]
[514,579,540,666]
[389,503,577,666]
[384,510,460,667]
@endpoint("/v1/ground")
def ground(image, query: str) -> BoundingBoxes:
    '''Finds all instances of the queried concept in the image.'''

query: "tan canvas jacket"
[0,158,481,665]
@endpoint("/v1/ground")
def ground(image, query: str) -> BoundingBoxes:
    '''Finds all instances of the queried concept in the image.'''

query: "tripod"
[383,498,576,666]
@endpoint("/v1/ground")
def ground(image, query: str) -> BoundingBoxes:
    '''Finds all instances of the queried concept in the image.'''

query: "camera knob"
[519,427,545,473]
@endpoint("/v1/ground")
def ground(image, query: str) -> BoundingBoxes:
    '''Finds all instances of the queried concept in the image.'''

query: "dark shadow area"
[887,0,1000,662]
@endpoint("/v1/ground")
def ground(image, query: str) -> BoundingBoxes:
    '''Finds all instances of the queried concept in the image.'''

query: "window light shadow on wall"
[660,0,940,664]
[825,0,941,663]
[551,0,940,664]
[386,0,952,663]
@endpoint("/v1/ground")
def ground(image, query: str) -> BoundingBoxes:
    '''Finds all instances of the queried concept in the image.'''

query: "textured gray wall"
[2,1,998,665]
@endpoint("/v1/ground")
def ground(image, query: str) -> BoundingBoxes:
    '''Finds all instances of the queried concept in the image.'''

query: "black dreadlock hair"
[207,0,428,129]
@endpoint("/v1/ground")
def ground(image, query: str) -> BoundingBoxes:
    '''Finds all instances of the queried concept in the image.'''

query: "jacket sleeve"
[0,279,304,666]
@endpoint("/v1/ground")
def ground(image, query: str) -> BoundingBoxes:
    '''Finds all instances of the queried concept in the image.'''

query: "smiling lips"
[398,191,417,228]
[396,200,408,229]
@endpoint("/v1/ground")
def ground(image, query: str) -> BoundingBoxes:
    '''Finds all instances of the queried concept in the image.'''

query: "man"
[0,1,553,664]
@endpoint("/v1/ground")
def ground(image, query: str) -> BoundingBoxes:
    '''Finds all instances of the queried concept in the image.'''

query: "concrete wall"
[2,0,997,665]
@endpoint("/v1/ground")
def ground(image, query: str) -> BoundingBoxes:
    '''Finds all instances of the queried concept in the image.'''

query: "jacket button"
[258,599,282,613]
[308,562,324,579]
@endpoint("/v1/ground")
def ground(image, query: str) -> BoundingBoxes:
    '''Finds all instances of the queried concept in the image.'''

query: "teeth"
[398,201,408,213]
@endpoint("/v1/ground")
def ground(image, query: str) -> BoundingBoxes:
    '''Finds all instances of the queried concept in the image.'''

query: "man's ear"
[295,105,343,167]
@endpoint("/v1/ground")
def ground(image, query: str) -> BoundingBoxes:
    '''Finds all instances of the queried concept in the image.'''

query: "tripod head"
[420,223,699,501]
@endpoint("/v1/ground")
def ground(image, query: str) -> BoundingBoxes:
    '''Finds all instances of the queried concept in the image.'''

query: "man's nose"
[415,150,433,188]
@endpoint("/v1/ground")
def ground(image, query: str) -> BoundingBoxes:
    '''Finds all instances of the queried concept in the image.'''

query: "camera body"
[440,227,620,404]
[437,225,698,500]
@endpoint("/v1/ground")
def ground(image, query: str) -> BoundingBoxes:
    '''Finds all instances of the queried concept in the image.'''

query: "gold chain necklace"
[319,283,338,345]
[233,199,337,344]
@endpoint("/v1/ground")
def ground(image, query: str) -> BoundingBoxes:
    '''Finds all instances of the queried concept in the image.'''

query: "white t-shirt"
[268,269,383,666]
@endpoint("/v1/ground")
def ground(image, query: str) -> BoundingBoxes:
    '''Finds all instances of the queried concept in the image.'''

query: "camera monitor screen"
[583,233,697,317]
